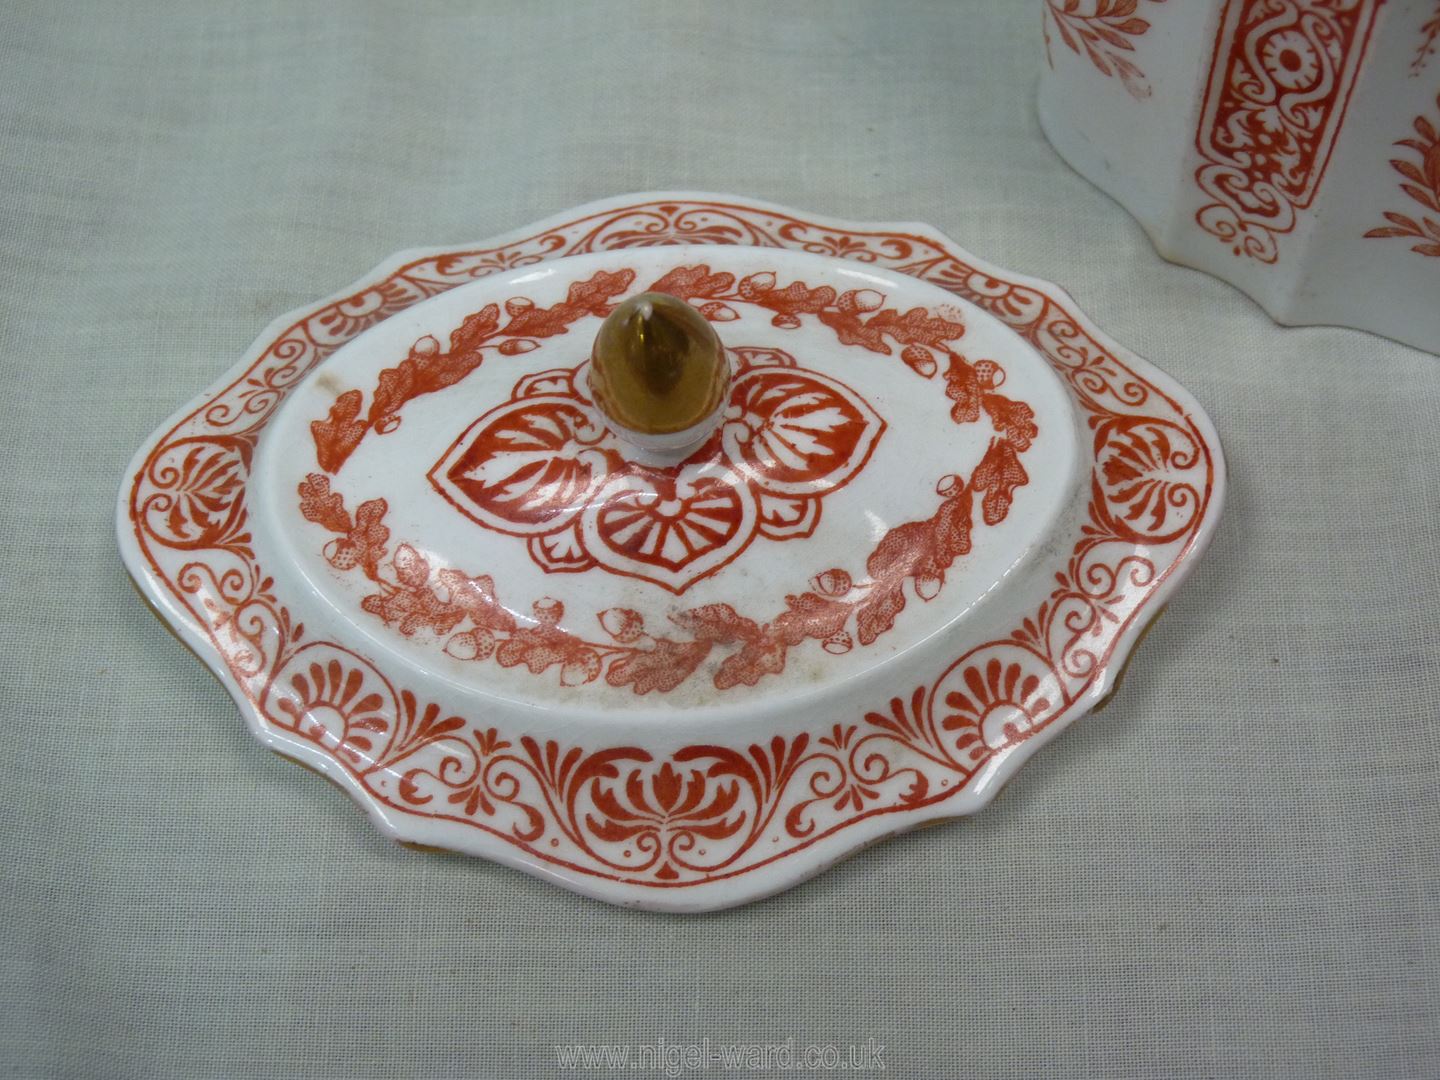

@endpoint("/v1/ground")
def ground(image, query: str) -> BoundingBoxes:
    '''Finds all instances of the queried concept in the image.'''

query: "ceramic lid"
[119,194,1225,910]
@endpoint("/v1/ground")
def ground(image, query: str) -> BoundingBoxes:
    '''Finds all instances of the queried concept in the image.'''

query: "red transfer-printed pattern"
[1042,0,1167,100]
[129,199,1215,888]
[300,263,1038,694]
[430,349,885,594]
[1366,93,1440,258]
[424,292,895,596]
[1194,0,1382,262]
[307,268,634,475]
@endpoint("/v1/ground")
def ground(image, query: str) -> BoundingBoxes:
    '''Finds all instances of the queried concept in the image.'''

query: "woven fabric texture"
[2,2,1437,1077]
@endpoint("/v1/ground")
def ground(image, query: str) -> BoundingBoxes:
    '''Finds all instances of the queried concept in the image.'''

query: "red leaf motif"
[360,587,463,638]
[369,326,492,432]
[854,476,977,646]
[671,604,761,645]
[310,390,367,473]
[437,569,518,633]
[1044,0,1162,99]
[681,815,748,842]
[605,638,712,695]
[1401,184,1440,215]
[586,815,651,843]
[648,265,736,300]
[943,353,982,424]
[971,440,1028,525]
[854,583,907,648]
[983,393,1039,450]
[771,592,852,646]
[1391,158,1426,186]
[449,304,501,353]
[368,360,418,431]
[349,498,390,576]
[752,280,838,317]
[298,473,352,533]
[865,519,932,585]
[864,306,966,347]
[495,630,564,673]
[1364,225,1418,239]
[392,544,430,588]
[715,633,788,690]
[929,483,975,563]
[494,627,600,684]
[817,309,890,354]
[504,269,636,336]
[564,268,639,315]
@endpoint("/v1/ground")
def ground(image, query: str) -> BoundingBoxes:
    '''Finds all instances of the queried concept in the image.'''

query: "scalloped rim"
[117,193,1226,911]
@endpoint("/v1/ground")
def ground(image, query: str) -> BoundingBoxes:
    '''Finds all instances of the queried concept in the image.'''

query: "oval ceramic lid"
[119,193,1225,911]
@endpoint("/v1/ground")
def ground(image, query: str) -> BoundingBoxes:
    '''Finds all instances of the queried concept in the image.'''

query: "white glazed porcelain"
[1039,0,1440,353]
[119,194,1225,910]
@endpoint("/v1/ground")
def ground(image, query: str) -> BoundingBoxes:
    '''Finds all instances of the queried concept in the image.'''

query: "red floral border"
[126,198,1218,892]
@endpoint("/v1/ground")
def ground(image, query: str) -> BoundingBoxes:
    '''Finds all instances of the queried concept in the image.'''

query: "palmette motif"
[127,198,1217,894]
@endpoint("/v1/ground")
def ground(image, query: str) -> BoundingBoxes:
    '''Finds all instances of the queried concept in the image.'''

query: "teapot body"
[1039,0,1440,353]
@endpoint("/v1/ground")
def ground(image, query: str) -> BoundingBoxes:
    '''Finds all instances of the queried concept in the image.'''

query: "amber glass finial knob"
[588,292,731,453]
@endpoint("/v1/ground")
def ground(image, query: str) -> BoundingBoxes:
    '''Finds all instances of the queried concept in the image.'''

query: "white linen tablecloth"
[2,2,1437,1077]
